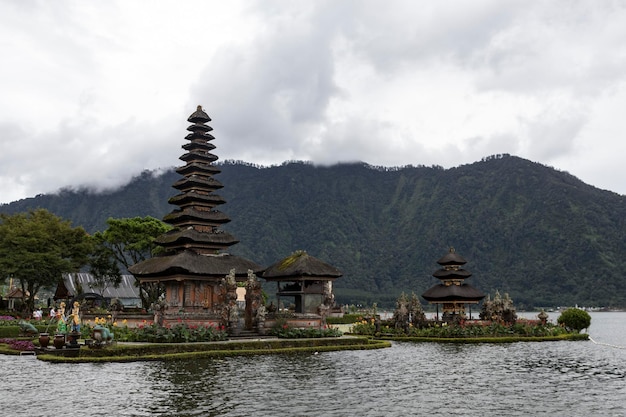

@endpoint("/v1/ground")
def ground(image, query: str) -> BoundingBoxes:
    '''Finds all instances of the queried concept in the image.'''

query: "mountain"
[2,154,625,309]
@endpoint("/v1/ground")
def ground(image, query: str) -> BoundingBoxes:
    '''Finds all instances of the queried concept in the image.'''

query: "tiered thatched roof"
[422,247,485,304]
[129,106,261,281]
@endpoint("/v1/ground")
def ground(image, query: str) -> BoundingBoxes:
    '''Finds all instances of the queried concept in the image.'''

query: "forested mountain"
[3,154,625,309]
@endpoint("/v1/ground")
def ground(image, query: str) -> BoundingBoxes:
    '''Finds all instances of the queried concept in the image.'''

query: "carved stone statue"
[392,293,409,331]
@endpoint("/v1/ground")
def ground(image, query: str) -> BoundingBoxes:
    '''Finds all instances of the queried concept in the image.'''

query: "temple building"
[421,247,485,321]
[129,106,261,329]
[261,250,342,326]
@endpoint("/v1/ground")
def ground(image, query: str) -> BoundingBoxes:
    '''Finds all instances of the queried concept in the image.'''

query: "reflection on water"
[2,312,626,416]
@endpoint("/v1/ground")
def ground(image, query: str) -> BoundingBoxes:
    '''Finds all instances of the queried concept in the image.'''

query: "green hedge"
[36,338,391,363]
[377,333,589,343]
[0,325,51,338]
[326,314,363,324]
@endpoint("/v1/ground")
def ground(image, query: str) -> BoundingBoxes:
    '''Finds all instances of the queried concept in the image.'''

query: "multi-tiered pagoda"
[422,247,485,321]
[129,106,261,327]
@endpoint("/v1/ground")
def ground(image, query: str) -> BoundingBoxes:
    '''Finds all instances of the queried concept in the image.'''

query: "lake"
[1,312,625,416]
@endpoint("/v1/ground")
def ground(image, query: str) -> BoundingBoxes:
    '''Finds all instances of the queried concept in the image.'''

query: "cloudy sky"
[1,0,626,204]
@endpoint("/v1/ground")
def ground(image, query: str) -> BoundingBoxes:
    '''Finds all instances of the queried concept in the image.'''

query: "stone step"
[229,330,272,339]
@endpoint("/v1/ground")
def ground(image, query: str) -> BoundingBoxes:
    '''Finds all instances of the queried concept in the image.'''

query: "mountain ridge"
[2,154,625,308]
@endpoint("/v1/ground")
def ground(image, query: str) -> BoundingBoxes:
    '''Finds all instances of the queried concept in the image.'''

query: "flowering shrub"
[79,318,227,343]
[350,318,376,335]
[125,323,227,343]
[0,338,35,351]
[350,319,569,338]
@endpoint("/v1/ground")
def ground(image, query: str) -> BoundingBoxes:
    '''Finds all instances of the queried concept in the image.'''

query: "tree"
[92,216,171,308]
[87,241,123,296]
[0,209,91,312]
[557,308,591,333]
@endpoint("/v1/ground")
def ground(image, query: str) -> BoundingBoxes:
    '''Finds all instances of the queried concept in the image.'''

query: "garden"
[346,293,592,343]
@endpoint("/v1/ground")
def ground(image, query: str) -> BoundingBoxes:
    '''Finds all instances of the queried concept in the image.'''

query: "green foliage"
[351,317,377,335]
[3,156,626,307]
[270,324,342,338]
[35,338,391,363]
[351,318,572,339]
[0,209,91,312]
[92,216,171,308]
[383,334,588,343]
[557,308,592,333]
[92,216,171,269]
[82,321,227,343]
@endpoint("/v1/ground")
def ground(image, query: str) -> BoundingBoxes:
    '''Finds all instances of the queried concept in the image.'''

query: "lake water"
[1,312,625,416]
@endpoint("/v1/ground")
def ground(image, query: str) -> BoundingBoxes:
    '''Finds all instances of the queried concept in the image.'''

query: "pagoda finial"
[449,247,455,253]
[187,106,211,123]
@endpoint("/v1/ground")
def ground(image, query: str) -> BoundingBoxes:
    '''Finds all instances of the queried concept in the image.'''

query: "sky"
[1,0,626,205]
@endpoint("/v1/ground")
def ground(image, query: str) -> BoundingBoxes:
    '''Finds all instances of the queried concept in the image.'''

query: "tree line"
[0,210,170,312]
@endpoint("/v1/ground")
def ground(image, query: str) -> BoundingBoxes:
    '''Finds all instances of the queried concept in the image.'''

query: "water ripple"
[2,314,626,416]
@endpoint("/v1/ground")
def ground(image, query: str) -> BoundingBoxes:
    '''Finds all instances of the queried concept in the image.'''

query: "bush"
[0,338,35,352]
[350,319,570,339]
[557,308,591,333]
[270,323,342,338]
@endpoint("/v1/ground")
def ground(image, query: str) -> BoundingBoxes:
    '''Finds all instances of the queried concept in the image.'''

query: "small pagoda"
[262,250,342,327]
[421,247,485,321]
[129,106,261,329]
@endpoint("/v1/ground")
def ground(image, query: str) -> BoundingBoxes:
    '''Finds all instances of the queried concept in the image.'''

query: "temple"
[129,106,262,330]
[421,247,485,321]
[129,106,342,334]
[262,250,342,322]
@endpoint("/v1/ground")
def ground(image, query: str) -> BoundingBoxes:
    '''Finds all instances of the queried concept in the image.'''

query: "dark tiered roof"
[129,106,261,279]
[422,247,485,304]
[422,284,485,302]
[437,249,467,266]
[130,251,260,281]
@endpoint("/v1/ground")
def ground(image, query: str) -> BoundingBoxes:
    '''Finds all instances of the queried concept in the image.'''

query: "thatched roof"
[188,105,211,123]
[422,284,485,303]
[180,151,218,164]
[175,162,221,177]
[129,249,262,281]
[163,208,230,225]
[437,247,467,265]
[432,269,472,279]
[154,228,238,247]
[182,140,215,151]
[6,287,27,299]
[262,251,342,281]
[168,191,226,207]
[172,176,223,191]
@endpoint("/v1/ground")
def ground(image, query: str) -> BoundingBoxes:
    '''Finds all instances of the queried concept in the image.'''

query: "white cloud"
[1,0,626,204]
